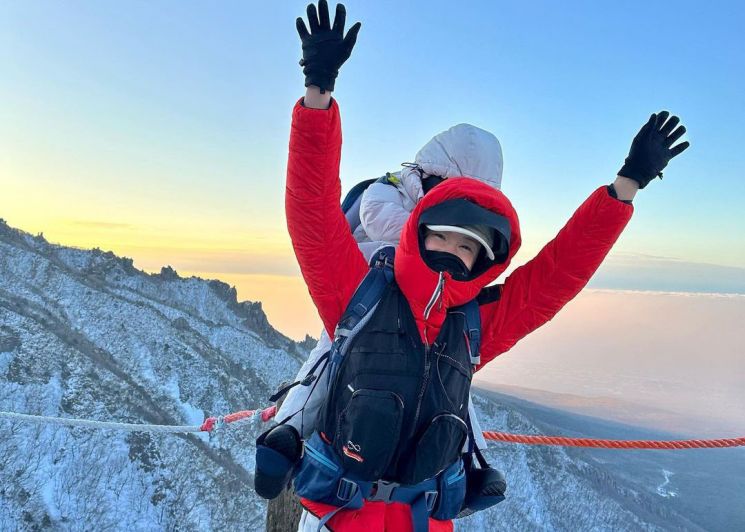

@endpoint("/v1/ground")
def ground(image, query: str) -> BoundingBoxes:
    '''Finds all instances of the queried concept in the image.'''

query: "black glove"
[296,0,361,93]
[618,111,690,189]
[254,424,302,500]
[457,465,507,518]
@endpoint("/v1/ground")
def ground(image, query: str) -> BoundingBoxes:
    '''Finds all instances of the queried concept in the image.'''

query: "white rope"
[0,411,203,433]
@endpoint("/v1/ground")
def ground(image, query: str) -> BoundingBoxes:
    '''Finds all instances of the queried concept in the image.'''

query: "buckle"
[424,491,438,512]
[336,478,357,502]
[368,480,399,503]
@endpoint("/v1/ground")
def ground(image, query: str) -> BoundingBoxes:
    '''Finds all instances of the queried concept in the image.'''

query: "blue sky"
[1,1,744,337]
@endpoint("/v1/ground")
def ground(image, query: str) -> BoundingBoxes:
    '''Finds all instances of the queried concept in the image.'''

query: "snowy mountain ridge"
[0,219,712,530]
[0,218,309,530]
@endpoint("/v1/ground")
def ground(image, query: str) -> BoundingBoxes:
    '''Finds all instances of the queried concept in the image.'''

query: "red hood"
[394,177,521,344]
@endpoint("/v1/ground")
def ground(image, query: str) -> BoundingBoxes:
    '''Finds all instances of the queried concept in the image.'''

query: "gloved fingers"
[332,3,347,34]
[635,113,656,140]
[318,0,331,31]
[666,124,687,146]
[296,17,311,41]
[306,3,320,33]
[670,140,690,158]
[654,110,670,131]
[659,115,680,136]
[343,21,362,53]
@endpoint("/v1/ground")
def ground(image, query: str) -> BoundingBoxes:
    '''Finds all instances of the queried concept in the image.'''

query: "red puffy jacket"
[286,98,633,531]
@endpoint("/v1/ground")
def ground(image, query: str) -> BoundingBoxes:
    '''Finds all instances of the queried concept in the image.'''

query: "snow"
[163,377,204,426]
[0,221,714,530]
[656,469,678,498]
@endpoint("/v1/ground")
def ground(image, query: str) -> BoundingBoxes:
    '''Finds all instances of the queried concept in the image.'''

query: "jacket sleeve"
[359,181,412,245]
[286,99,369,338]
[476,186,633,370]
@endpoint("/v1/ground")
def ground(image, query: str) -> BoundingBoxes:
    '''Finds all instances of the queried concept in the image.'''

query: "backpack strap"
[270,246,396,402]
[466,411,490,469]
[268,351,329,403]
[461,299,485,466]
[341,177,378,214]
[477,284,502,306]
[328,246,396,388]
[461,298,482,366]
[333,246,395,336]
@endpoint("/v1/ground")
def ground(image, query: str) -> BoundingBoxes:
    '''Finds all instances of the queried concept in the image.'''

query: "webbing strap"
[269,351,329,403]
[461,298,481,366]
[466,412,490,469]
[336,247,395,331]
[410,492,436,532]
[386,478,438,532]
[316,481,364,532]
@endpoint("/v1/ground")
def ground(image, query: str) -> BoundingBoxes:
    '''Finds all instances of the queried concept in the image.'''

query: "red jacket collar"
[394,178,522,343]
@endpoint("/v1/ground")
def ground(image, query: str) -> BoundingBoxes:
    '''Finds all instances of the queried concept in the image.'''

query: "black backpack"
[291,247,483,530]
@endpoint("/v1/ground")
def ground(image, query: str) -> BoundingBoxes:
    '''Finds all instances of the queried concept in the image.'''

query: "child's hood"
[415,124,503,191]
[392,124,504,206]
[394,178,521,322]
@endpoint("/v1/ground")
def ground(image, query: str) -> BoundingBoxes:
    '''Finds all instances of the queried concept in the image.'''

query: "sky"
[1,1,744,339]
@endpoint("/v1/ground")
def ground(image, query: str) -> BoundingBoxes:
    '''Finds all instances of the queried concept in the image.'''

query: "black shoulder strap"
[461,298,482,366]
[268,246,397,405]
[341,175,398,236]
[341,177,379,214]
[466,412,490,469]
[477,284,502,306]
[327,246,396,387]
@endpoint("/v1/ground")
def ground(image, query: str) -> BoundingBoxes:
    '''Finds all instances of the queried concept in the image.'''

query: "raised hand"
[618,111,690,189]
[296,0,361,93]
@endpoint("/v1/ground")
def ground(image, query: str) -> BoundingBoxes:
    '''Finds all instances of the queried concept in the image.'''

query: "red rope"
[223,410,255,424]
[203,407,745,450]
[200,406,278,432]
[482,431,745,449]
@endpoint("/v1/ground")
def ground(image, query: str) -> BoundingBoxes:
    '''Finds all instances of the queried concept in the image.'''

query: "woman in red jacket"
[263,2,689,530]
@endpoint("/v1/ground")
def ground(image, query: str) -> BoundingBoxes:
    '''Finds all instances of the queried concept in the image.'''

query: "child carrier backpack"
[275,246,488,532]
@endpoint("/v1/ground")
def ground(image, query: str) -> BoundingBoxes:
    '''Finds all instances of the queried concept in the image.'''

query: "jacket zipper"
[415,272,446,428]
[422,271,445,348]
[423,271,445,322]
[412,272,445,430]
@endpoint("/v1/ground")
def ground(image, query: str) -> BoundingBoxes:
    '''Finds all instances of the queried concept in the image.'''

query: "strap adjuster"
[337,478,358,502]
[368,480,399,503]
[424,491,438,512]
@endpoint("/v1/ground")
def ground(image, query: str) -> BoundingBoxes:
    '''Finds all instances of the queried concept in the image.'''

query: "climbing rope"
[199,406,278,432]
[482,431,745,449]
[0,406,277,434]
[0,410,204,433]
[2,407,743,449]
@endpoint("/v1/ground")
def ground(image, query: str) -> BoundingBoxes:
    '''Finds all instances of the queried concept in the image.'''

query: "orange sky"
[185,272,321,341]
[3,0,745,344]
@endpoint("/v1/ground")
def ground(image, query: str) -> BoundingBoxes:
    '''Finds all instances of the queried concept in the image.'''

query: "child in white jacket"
[276,122,504,452]
[352,123,503,262]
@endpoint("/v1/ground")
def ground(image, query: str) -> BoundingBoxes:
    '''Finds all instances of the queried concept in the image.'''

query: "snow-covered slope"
[0,220,311,530]
[0,219,715,530]
[458,394,706,531]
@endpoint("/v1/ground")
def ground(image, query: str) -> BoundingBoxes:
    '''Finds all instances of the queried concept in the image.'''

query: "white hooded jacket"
[352,123,503,260]
[278,123,504,451]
